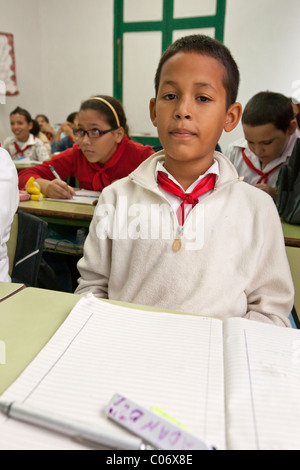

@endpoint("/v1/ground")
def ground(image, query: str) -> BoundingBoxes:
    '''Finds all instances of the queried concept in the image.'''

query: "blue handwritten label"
[106,393,214,450]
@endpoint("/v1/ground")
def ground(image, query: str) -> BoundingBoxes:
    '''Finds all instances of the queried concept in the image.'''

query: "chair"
[7,211,48,287]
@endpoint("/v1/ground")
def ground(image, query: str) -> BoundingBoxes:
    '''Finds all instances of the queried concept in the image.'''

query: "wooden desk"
[18,199,94,227]
[0,286,80,395]
[0,282,25,302]
[15,163,39,171]
[282,221,300,247]
[281,223,300,326]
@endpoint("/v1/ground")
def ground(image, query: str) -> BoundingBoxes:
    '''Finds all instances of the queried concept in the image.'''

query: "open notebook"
[46,189,100,205]
[0,295,299,450]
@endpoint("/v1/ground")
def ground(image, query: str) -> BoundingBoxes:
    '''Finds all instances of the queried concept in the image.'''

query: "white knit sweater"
[76,151,294,327]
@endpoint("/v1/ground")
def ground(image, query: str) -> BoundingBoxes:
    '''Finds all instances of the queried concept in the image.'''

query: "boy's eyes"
[162,94,211,102]
[248,140,274,146]
[163,93,176,100]
[197,96,211,102]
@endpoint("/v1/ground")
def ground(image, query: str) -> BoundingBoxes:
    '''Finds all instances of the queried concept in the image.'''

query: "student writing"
[75,35,294,327]
[225,91,300,200]
[18,96,155,198]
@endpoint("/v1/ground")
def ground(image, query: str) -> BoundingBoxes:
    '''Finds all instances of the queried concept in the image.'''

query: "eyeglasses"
[73,128,115,139]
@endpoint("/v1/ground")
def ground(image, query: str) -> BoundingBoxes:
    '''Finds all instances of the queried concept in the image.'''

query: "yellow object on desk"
[25,177,44,201]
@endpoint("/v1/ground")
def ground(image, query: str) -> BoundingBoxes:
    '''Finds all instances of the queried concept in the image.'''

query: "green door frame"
[113,0,227,145]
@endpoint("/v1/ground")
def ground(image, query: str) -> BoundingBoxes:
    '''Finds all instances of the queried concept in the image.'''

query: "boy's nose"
[174,98,192,120]
[253,145,264,157]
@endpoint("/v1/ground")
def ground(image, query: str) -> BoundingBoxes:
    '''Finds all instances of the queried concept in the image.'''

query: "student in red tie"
[3,107,49,162]
[18,96,154,197]
[76,35,294,327]
[225,91,300,200]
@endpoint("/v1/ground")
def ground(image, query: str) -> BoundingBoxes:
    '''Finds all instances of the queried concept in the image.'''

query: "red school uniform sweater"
[18,135,155,191]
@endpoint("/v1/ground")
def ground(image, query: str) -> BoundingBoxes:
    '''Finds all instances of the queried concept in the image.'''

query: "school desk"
[282,221,300,247]
[18,199,94,227]
[15,163,38,172]
[0,282,24,302]
[0,285,184,396]
[0,286,80,395]
[280,222,300,325]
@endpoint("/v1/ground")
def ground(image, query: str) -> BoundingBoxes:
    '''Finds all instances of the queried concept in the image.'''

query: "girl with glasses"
[18,95,154,199]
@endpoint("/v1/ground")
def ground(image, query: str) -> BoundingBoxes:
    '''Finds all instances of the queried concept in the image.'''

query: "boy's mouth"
[170,128,196,137]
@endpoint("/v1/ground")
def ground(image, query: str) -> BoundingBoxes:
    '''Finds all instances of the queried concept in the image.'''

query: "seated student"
[31,119,52,155]
[75,34,294,327]
[35,114,57,142]
[3,107,49,162]
[51,112,78,154]
[225,91,299,200]
[0,147,19,282]
[18,95,155,197]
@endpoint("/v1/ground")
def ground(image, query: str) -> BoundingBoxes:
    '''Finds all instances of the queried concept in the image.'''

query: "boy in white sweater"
[76,35,294,327]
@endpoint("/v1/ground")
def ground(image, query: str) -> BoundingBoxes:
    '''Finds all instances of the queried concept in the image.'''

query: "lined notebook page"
[223,318,300,450]
[46,189,100,205]
[0,295,225,450]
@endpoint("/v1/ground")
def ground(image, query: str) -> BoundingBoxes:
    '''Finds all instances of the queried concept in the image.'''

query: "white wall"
[38,0,114,126]
[0,0,44,141]
[0,0,114,142]
[0,0,299,150]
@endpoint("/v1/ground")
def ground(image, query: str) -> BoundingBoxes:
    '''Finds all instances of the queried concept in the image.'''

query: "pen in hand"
[48,165,75,199]
[49,165,62,180]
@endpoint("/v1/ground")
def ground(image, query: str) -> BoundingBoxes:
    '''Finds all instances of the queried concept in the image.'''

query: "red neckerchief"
[157,171,216,225]
[13,137,35,158]
[241,149,283,184]
[92,135,129,190]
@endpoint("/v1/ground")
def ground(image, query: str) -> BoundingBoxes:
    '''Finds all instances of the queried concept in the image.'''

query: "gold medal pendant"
[173,225,183,252]
[172,238,182,252]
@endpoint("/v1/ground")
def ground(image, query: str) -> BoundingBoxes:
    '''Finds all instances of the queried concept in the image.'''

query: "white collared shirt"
[15,133,35,150]
[225,130,300,186]
[3,134,49,162]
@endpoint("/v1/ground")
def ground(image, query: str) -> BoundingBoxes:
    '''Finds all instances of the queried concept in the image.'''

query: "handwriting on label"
[106,393,212,450]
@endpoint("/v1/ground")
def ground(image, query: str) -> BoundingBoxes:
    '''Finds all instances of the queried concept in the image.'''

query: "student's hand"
[40,122,56,136]
[37,178,76,199]
[60,122,73,136]
[255,184,277,201]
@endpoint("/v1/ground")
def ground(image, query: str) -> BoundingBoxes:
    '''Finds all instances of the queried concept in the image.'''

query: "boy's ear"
[287,118,297,135]
[224,102,243,133]
[149,98,157,127]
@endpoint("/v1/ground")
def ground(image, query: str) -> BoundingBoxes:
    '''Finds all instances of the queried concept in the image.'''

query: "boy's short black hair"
[242,91,294,133]
[10,106,32,123]
[154,34,240,109]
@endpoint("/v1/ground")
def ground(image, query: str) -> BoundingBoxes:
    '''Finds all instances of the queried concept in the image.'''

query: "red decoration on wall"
[0,32,19,96]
